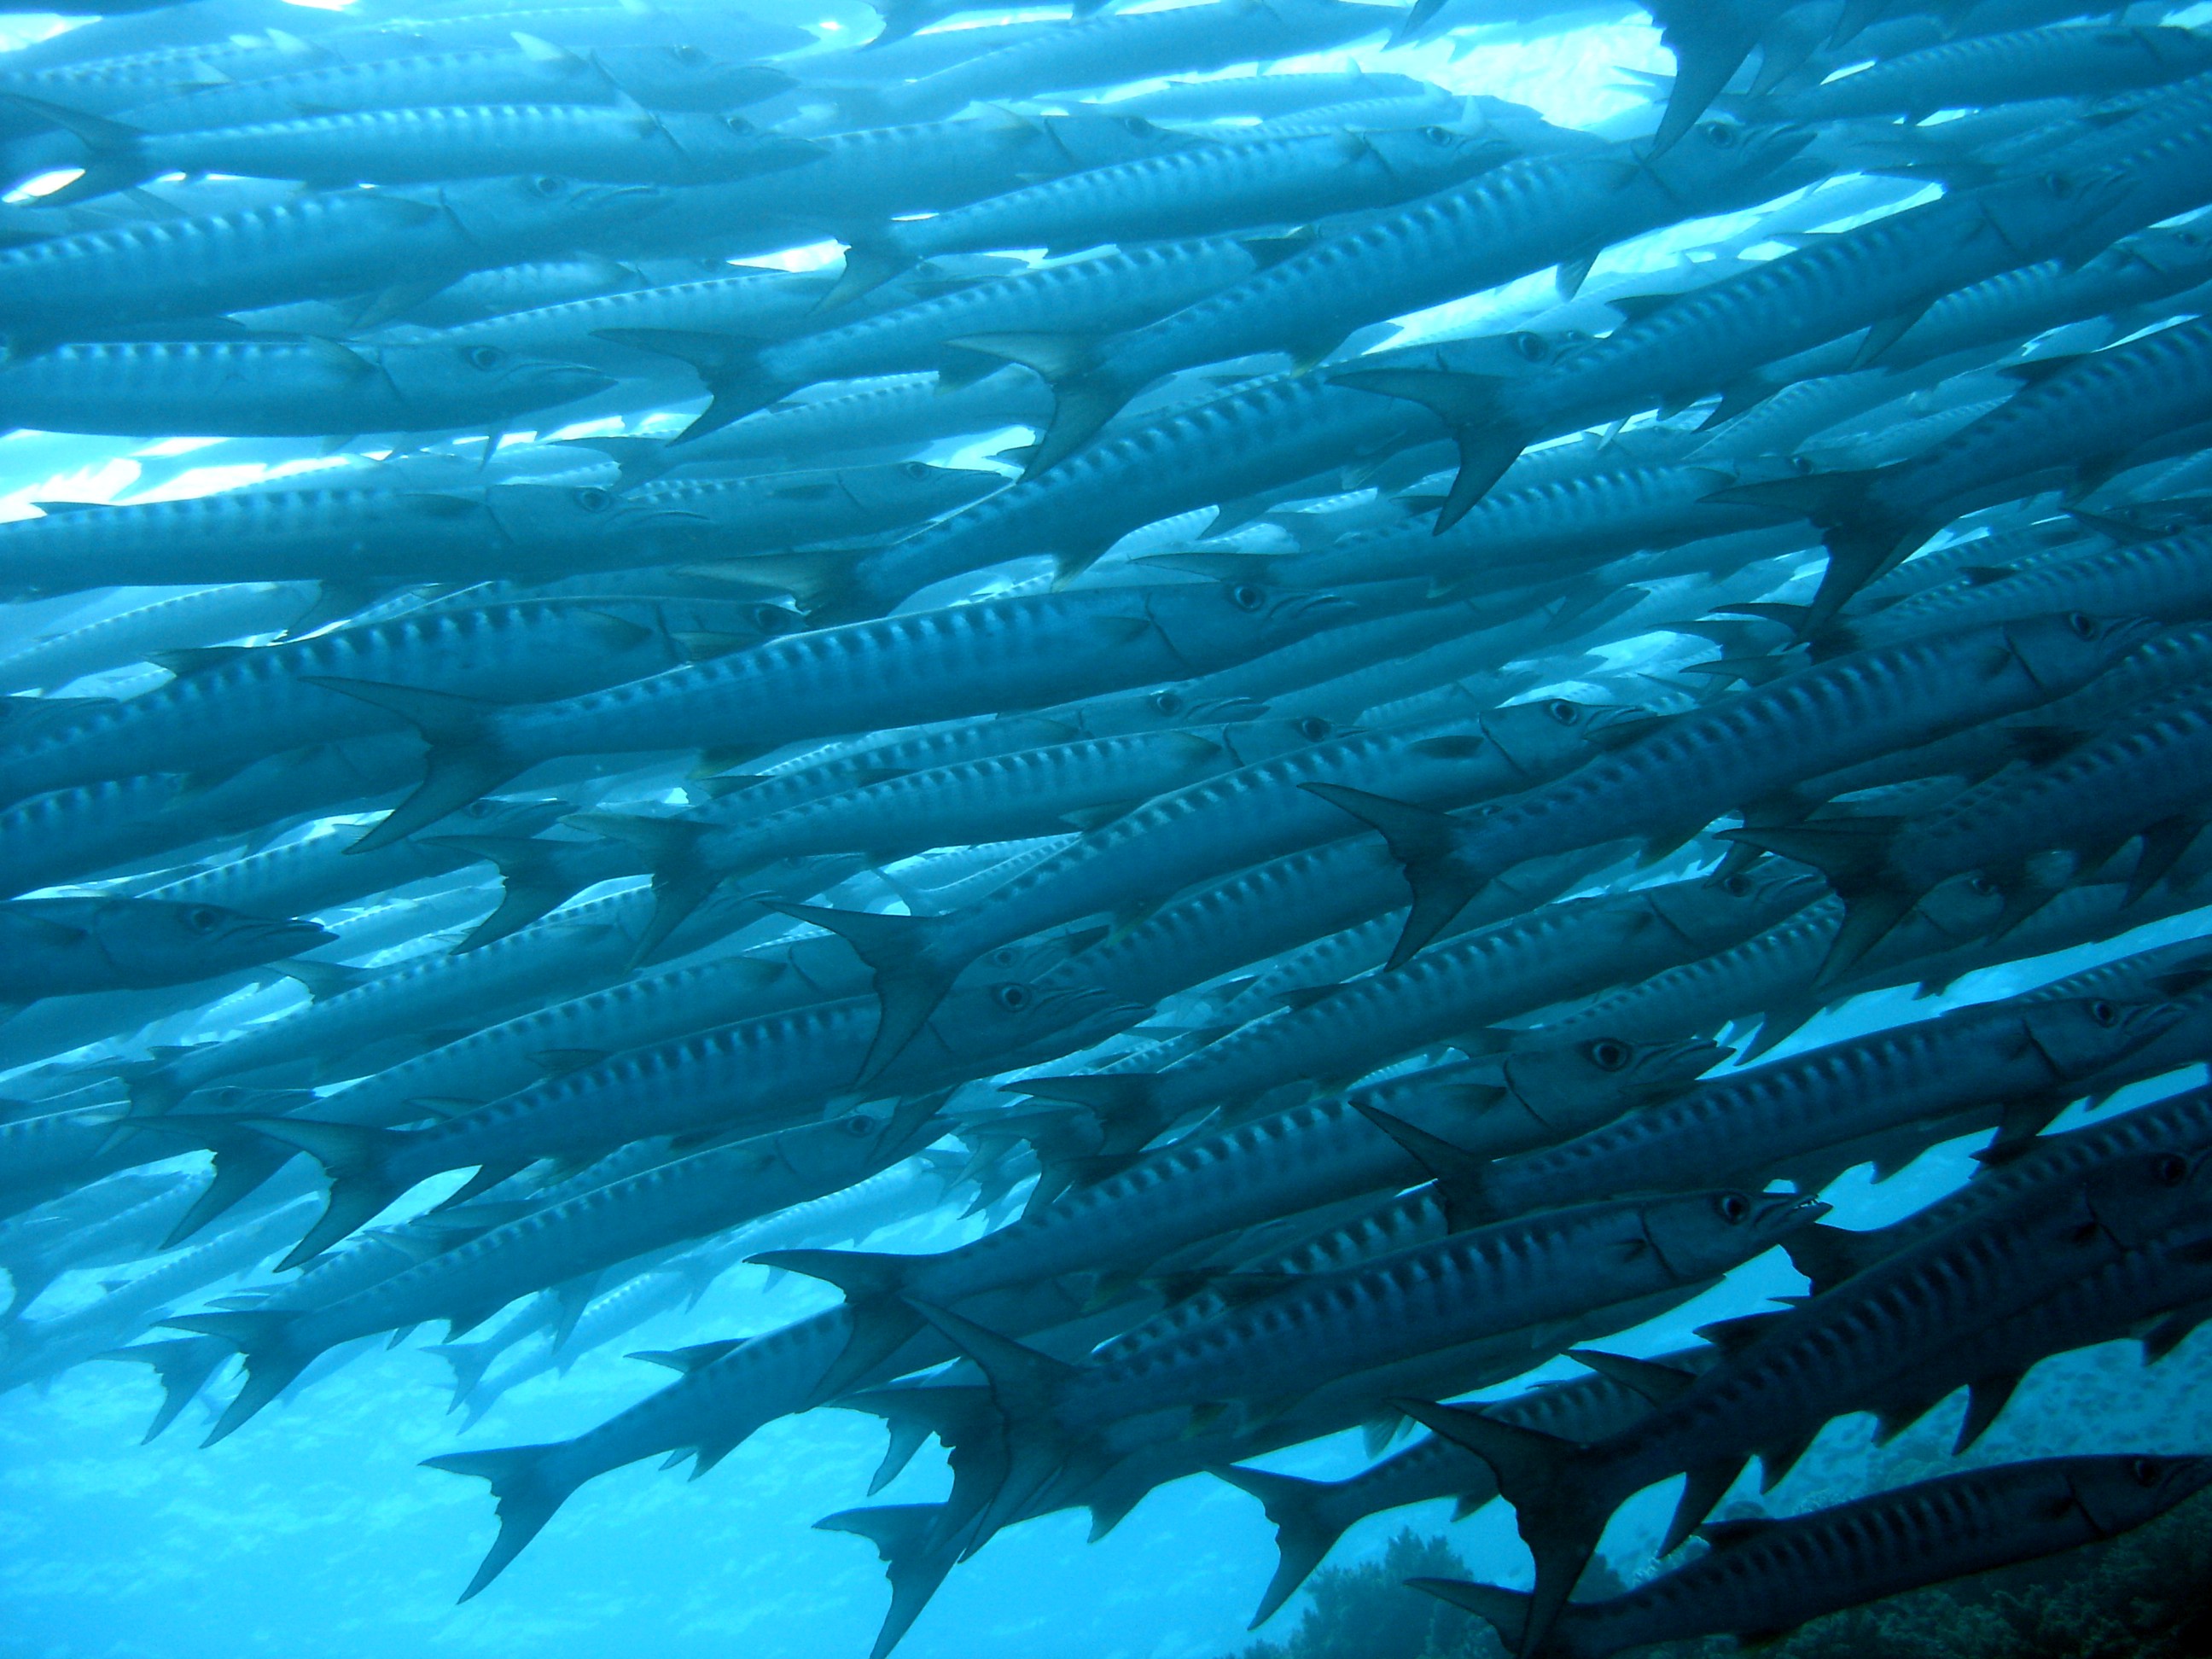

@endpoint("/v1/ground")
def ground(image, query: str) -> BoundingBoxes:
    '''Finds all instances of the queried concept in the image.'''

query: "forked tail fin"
[744,1249,924,1404]
[1209,1464,1353,1628]
[0,94,155,201]
[1328,369,1529,531]
[761,901,962,1080]
[590,328,791,441]
[1300,783,1481,969]
[158,1307,317,1445]
[419,1441,574,1602]
[946,332,1124,478]
[95,1335,232,1443]
[817,1502,965,1659]
[1407,1578,1534,1651]
[1705,469,1912,636]
[241,1116,412,1271]
[304,678,523,853]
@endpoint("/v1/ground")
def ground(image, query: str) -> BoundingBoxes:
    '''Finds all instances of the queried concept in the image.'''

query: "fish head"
[1049,684,1268,736]
[800,1094,949,1180]
[1638,119,1818,210]
[483,480,701,546]
[2081,1143,2212,1249]
[1503,1032,1726,1120]
[446,794,573,840]
[1409,323,1589,380]
[2133,23,2212,73]
[1640,862,1824,952]
[1036,112,1210,171]
[2065,1453,2212,1538]
[436,173,663,243]
[1641,1187,1829,1280]
[2019,992,2188,1080]
[835,460,1004,521]
[1972,164,2134,268]
[1909,870,2011,944]
[1479,696,1644,778]
[1217,713,1343,764]
[2111,221,2212,285]
[378,342,615,417]
[593,46,794,112]
[94,898,335,983]
[2001,611,2163,698]
[931,977,1141,1071]
[1139,580,1357,667]
[1353,123,1519,191]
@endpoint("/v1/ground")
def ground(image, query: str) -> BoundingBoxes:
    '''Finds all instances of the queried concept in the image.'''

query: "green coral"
[1226,1492,2212,1659]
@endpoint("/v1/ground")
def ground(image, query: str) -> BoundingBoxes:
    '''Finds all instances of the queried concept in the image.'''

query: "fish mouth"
[516,364,620,397]
[1273,590,1359,625]
[1755,1191,1831,1244]
[1650,1037,1731,1079]
[252,919,340,956]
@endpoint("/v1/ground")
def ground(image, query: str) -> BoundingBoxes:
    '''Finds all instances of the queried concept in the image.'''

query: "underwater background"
[0,2,2209,1657]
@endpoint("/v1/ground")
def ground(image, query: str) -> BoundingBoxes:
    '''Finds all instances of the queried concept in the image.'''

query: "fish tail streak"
[590,329,788,442]
[1392,1399,1596,1659]
[1301,783,1478,969]
[425,833,596,951]
[95,1335,232,1444]
[820,235,912,310]
[419,1442,575,1602]
[1407,1578,1536,1654]
[764,900,960,1080]
[817,1503,963,1659]
[1328,368,1527,531]
[568,812,718,963]
[305,677,521,852]
[243,1116,410,1270]
[158,1308,313,1445]
[1209,1464,1350,1628]
[422,1338,500,1415]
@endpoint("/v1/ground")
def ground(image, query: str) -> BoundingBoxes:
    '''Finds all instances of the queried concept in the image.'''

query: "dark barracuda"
[1308,612,2152,966]
[1417,1454,2212,1659]
[989,121,1816,476]
[1725,314,2212,626]
[0,596,802,806]
[323,580,1353,847]
[833,124,1517,298]
[6,96,824,200]
[0,897,329,1004]
[1400,1138,2212,1658]
[1343,167,2133,530]
[787,698,1649,1077]
[0,338,611,439]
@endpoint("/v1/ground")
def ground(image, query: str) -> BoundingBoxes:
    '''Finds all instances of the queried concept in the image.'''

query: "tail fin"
[1706,469,1910,634]
[0,94,154,201]
[1210,1464,1352,1627]
[589,329,789,440]
[240,1117,411,1271]
[817,1503,963,1659]
[1392,1398,1598,1659]
[1718,817,1918,984]
[946,333,1122,478]
[1300,783,1479,969]
[1641,3,1765,154]
[426,833,608,951]
[158,1308,315,1445]
[568,812,720,964]
[95,1335,232,1443]
[303,678,521,853]
[1408,1578,1534,1650]
[905,1300,1085,1548]
[761,901,960,1081]
[820,234,913,310]
[423,1337,501,1415]
[1328,369,1528,531]
[420,1442,574,1602]
[745,1249,924,1403]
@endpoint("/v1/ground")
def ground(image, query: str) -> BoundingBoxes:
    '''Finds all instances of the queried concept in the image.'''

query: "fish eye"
[754,603,793,631]
[1511,332,1548,362]
[531,175,566,196]
[901,461,933,479]
[1699,121,1738,148]
[184,905,218,933]
[1790,454,1814,474]
[1150,690,1185,715]
[1715,1191,1750,1223]
[2067,612,2097,639]
[1721,872,1751,896]
[1418,125,1452,144]
[1546,699,1580,723]
[464,345,504,371]
[1120,116,1155,134]
[672,43,706,62]
[992,982,1032,1012]
[2132,1457,2163,1485]
[1585,1038,1632,1071]
[573,486,613,513]
[1295,716,1330,741]
[2089,998,2118,1027]
[2155,1152,2189,1186]
[1228,583,1266,613]
[843,1113,876,1136]
[1966,872,1999,896]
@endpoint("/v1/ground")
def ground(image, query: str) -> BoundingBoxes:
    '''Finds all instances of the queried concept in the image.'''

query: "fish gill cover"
[2,0,2212,1656]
